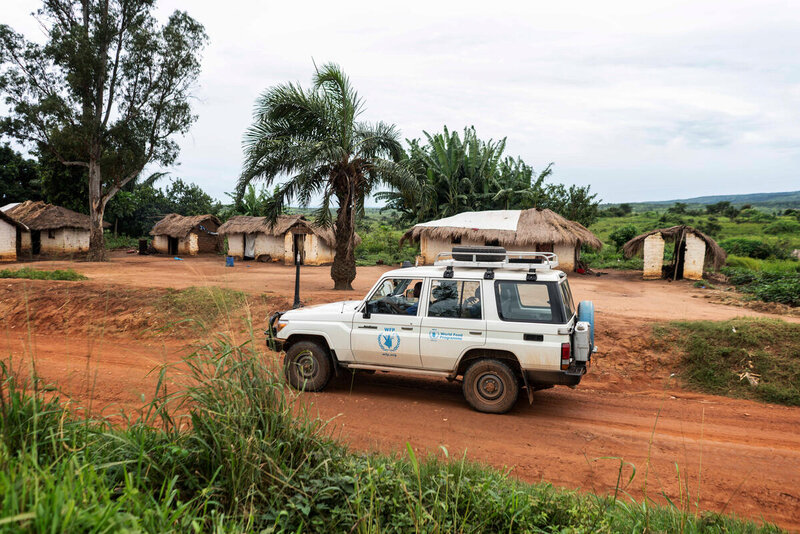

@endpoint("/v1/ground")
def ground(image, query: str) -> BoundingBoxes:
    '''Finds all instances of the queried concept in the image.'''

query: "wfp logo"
[429,329,439,340]
[378,330,401,352]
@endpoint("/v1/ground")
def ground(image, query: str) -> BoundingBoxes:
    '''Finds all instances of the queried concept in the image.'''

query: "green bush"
[722,266,800,306]
[104,231,142,249]
[580,247,643,270]
[719,238,788,260]
[355,224,418,266]
[764,219,800,235]
[608,224,637,251]
[0,267,87,281]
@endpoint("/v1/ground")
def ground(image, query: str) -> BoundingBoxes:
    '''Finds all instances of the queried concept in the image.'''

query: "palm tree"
[239,63,414,289]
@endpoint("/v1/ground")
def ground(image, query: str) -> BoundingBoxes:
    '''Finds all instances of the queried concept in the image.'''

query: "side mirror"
[362,308,371,319]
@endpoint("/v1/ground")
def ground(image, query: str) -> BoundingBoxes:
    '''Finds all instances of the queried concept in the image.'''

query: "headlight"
[275,320,289,335]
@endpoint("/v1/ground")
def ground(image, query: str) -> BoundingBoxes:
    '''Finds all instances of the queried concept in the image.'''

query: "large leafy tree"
[0,1,207,260]
[0,144,42,205]
[379,126,600,227]
[239,63,413,290]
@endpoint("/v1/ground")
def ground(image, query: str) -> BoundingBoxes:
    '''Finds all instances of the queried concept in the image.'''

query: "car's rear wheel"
[284,341,332,392]
[462,359,519,413]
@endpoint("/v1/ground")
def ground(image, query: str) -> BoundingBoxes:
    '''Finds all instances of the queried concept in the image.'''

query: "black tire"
[283,341,332,392]
[462,359,519,414]
[452,245,506,262]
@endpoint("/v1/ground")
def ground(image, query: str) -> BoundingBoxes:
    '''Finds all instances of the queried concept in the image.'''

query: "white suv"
[267,246,596,413]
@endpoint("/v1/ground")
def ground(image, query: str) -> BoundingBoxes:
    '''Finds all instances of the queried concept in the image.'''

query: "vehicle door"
[351,277,425,367]
[419,278,486,370]
[484,280,565,370]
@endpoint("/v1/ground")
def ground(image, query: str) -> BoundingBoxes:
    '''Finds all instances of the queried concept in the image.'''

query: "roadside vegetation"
[0,339,782,533]
[0,267,86,281]
[655,319,800,406]
[159,287,247,325]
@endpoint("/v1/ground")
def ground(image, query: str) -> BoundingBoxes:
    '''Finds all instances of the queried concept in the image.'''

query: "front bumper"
[265,311,286,352]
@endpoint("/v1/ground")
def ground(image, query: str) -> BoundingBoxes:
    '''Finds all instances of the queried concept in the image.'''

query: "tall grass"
[0,339,784,532]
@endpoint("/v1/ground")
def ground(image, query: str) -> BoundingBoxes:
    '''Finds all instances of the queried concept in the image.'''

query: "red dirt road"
[2,253,800,529]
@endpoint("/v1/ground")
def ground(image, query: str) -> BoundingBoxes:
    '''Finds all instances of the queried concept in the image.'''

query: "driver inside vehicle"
[366,278,423,315]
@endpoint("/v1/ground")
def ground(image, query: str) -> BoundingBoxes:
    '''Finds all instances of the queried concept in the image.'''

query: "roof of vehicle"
[381,264,566,282]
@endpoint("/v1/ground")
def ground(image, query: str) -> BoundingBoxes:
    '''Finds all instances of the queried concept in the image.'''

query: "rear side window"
[560,280,575,319]
[494,281,564,324]
[428,280,482,319]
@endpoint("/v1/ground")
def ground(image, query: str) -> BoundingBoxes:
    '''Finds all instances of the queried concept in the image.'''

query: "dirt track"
[2,253,799,530]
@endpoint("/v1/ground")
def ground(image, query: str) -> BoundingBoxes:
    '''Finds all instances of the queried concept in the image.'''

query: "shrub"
[0,267,87,281]
[355,224,418,266]
[722,266,800,306]
[764,219,800,235]
[719,238,788,260]
[608,224,638,251]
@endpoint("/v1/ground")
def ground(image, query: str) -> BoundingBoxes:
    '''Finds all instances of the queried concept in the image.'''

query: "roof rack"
[433,250,559,270]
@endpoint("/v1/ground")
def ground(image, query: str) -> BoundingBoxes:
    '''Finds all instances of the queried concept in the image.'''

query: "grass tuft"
[654,318,800,406]
[0,267,87,281]
[158,286,247,325]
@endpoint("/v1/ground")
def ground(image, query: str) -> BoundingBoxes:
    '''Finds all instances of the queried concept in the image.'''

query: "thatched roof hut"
[218,214,360,247]
[217,214,360,265]
[622,225,726,269]
[150,214,222,238]
[4,200,106,230]
[0,209,27,231]
[401,209,602,250]
[218,215,331,247]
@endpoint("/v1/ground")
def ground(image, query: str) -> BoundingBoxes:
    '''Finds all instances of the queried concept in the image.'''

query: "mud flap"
[520,371,534,405]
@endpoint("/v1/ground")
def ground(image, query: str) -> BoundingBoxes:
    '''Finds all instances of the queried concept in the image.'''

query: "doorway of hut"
[167,237,179,255]
[31,230,41,255]
[292,233,306,264]
[243,234,255,260]
[662,239,688,280]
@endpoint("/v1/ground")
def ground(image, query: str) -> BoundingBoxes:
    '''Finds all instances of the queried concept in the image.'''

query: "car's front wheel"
[284,340,332,392]
[462,359,519,413]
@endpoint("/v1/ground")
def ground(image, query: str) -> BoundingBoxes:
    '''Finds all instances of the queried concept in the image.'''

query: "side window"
[428,280,482,319]
[366,278,423,315]
[560,280,575,319]
[495,281,564,323]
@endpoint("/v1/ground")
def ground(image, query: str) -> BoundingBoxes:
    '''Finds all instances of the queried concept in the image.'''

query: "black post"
[293,251,301,308]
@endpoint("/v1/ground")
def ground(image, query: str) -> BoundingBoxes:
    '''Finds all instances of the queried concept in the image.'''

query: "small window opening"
[451,236,462,244]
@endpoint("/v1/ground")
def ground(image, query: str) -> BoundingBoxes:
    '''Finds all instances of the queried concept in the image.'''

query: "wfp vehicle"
[267,246,596,413]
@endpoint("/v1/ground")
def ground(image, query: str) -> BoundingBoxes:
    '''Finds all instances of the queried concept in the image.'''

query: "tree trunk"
[331,190,356,290]
[87,159,107,261]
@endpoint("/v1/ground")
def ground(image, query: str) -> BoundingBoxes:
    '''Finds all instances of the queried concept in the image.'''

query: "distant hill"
[605,190,800,211]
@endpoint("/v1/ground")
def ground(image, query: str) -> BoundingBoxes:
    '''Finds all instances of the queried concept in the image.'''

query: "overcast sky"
[4,0,800,204]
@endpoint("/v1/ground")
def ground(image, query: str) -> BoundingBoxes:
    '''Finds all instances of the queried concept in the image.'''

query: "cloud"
[4,0,800,204]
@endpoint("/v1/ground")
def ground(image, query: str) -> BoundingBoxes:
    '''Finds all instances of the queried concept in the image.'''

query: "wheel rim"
[476,372,504,401]
[294,350,317,380]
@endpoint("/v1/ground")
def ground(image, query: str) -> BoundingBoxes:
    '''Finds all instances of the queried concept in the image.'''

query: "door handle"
[359,325,378,329]
[401,326,413,331]
[523,334,543,342]
[469,331,483,336]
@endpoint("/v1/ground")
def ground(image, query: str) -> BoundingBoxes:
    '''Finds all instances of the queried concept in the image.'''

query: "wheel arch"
[456,348,522,378]
[284,333,340,373]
